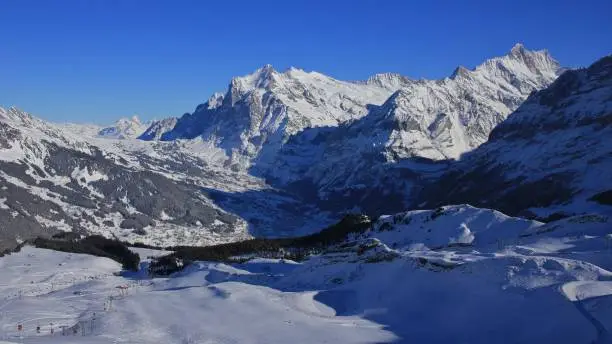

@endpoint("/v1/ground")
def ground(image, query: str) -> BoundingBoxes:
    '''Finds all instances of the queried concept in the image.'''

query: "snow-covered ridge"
[370,204,542,249]
[420,54,612,219]
[156,44,560,175]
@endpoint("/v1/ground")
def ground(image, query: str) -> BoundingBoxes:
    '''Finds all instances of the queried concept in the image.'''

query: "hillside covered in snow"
[0,106,334,251]
[1,205,610,343]
[1,46,610,256]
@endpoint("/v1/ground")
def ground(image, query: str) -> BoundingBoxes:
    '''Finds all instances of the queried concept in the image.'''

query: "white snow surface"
[1,205,611,343]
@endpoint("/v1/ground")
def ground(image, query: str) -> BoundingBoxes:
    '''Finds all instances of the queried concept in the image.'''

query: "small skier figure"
[36,324,41,333]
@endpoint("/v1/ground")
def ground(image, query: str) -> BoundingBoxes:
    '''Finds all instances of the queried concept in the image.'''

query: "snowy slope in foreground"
[0,247,396,344]
[1,205,611,343]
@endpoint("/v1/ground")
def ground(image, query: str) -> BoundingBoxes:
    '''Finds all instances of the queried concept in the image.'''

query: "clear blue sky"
[1,0,610,124]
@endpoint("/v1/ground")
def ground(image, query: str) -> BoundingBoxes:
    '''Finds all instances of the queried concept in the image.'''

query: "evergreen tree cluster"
[32,235,140,271]
[150,214,371,275]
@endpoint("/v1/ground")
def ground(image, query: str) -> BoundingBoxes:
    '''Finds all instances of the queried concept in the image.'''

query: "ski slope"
[1,206,611,343]
[0,247,395,344]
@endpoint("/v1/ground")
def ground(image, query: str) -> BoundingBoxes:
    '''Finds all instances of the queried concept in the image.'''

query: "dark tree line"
[32,235,140,271]
[149,214,371,275]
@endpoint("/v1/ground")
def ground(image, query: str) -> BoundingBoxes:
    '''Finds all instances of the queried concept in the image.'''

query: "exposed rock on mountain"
[155,45,560,179]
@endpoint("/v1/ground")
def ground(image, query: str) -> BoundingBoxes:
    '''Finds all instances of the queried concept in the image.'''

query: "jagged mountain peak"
[422,54,612,218]
[490,54,612,141]
[230,64,279,94]
[365,72,413,89]
[0,106,34,124]
[257,45,565,202]
[486,44,559,77]
[510,42,526,55]
[447,44,560,85]
[507,42,554,62]
[160,44,563,176]
[207,92,225,110]
[450,66,471,80]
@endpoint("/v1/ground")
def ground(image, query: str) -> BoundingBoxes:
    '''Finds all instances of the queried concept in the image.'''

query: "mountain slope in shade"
[419,55,612,219]
[138,117,178,140]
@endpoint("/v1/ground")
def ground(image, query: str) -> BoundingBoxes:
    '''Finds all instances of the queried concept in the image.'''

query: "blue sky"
[1,0,610,124]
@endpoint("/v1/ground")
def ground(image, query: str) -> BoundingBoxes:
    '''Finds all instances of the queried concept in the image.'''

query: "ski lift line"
[3,312,102,338]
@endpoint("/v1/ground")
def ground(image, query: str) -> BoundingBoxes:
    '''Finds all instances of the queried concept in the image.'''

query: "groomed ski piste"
[1,205,611,344]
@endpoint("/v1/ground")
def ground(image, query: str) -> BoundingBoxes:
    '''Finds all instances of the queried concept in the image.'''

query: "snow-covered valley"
[1,205,611,343]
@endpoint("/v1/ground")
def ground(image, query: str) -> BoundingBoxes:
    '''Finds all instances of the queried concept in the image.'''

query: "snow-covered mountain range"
[1,44,611,252]
[149,44,560,171]
[1,44,611,344]
[137,44,563,214]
